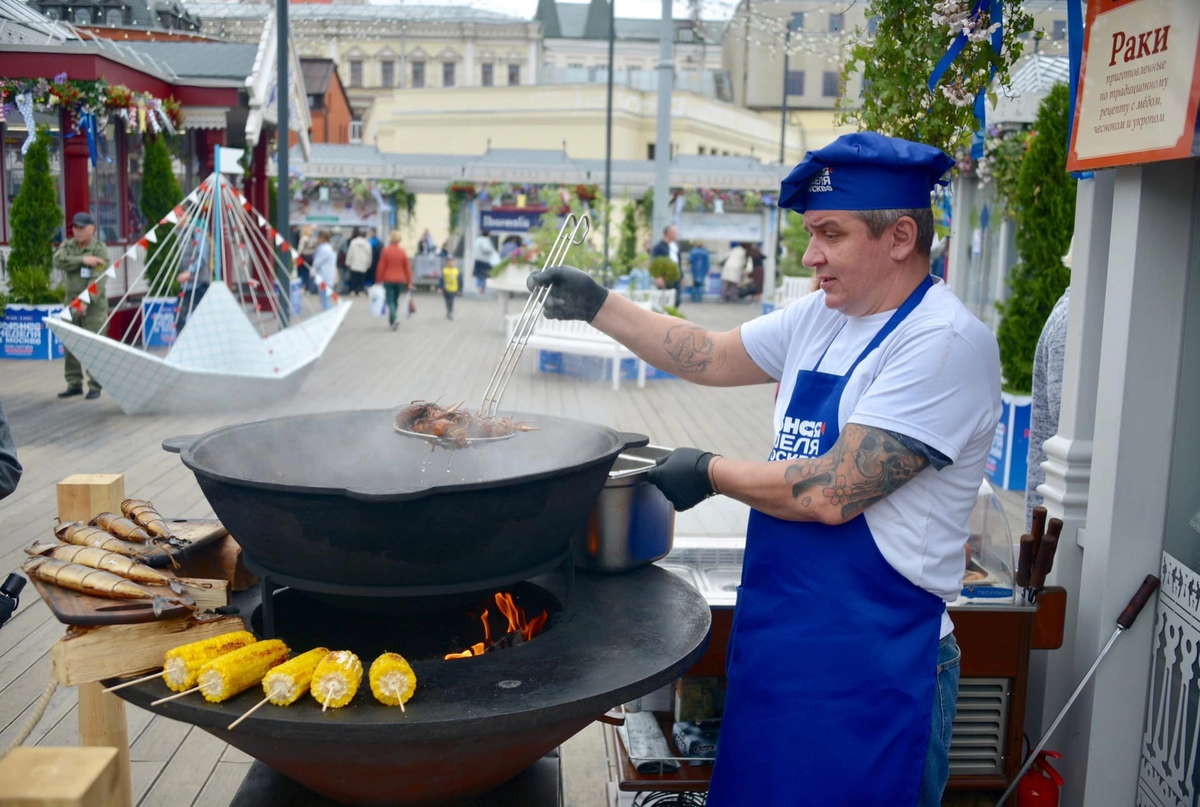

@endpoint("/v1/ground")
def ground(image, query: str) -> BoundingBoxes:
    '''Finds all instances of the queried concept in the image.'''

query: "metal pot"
[573,446,675,573]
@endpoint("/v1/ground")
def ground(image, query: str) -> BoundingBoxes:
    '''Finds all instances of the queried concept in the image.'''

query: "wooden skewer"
[227,696,270,730]
[150,686,199,706]
[399,699,406,713]
[102,670,162,693]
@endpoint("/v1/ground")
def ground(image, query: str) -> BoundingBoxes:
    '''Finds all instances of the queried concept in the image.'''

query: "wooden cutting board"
[30,519,233,626]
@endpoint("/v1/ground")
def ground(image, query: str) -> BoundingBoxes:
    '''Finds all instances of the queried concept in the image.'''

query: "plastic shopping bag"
[406,290,416,317]
[367,284,387,318]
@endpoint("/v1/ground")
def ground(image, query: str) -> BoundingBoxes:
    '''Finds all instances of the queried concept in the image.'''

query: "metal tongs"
[395,214,590,447]
[480,213,591,418]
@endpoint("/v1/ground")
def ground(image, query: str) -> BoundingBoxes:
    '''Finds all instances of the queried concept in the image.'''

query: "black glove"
[526,265,608,322]
[646,448,717,512]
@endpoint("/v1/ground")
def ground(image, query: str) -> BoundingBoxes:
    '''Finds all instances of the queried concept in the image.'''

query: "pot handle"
[616,432,650,451]
[161,434,201,455]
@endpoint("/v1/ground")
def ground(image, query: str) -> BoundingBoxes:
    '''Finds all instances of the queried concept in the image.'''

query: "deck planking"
[0,290,1023,805]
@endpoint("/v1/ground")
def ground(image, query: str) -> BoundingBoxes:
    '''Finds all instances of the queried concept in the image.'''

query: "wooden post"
[0,747,122,807]
[56,475,132,807]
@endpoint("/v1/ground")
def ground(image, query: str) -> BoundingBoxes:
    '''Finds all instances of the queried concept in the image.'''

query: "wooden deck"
[0,291,775,807]
[0,290,1024,806]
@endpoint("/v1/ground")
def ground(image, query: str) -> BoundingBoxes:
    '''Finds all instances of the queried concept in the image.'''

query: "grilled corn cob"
[163,630,257,692]
[369,652,417,708]
[197,639,289,703]
[311,650,362,710]
[261,647,329,706]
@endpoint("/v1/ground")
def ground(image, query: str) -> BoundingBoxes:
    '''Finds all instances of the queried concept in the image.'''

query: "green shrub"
[779,211,813,277]
[4,129,63,310]
[140,135,184,293]
[613,202,639,276]
[648,256,680,287]
[995,84,1075,393]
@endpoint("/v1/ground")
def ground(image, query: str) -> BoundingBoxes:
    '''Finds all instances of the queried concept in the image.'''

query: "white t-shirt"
[740,280,1002,638]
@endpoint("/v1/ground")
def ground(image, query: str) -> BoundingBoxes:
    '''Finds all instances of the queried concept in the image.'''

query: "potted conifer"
[0,129,67,360]
[139,133,185,347]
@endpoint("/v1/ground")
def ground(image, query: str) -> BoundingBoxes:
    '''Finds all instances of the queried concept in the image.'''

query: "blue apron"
[708,276,944,806]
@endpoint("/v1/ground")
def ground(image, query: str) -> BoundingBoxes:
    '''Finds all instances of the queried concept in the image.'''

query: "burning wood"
[445,593,549,659]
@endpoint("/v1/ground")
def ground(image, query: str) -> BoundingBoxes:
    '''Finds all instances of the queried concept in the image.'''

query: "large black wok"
[165,410,647,591]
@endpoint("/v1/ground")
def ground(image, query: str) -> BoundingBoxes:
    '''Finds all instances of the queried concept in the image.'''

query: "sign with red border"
[1067,0,1200,172]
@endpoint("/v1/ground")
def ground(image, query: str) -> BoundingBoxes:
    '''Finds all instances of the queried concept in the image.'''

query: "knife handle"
[1030,534,1059,592]
[1046,517,1064,541]
[1031,506,1048,544]
[1117,575,1160,630]
[1016,534,1034,588]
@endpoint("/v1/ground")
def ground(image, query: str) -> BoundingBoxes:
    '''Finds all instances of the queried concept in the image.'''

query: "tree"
[139,135,183,293]
[839,0,1033,156]
[779,211,813,277]
[3,128,63,310]
[995,83,1075,393]
[613,202,639,276]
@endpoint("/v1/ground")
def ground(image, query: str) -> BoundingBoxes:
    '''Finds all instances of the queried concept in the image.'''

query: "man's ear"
[889,216,919,262]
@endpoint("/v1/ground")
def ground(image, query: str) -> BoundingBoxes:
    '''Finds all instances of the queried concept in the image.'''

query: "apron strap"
[814,275,935,378]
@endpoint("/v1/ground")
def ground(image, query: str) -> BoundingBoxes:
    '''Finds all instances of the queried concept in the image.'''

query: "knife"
[1030,505,1048,565]
[1030,532,1061,601]
[1016,533,1034,591]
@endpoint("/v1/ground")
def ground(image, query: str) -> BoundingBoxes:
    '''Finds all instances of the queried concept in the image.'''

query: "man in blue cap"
[528,132,1001,805]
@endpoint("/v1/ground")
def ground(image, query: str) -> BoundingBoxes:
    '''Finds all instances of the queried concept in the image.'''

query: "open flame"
[445,593,549,660]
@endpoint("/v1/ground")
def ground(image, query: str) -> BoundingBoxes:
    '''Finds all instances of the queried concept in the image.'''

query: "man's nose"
[802,241,823,267]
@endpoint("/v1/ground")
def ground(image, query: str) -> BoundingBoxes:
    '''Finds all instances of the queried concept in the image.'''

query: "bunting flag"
[137,238,150,250]
[145,228,158,244]
[78,289,91,305]
[103,266,117,279]
[87,282,99,297]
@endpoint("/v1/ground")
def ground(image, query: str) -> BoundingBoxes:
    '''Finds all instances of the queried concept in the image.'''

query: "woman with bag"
[376,230,412,331]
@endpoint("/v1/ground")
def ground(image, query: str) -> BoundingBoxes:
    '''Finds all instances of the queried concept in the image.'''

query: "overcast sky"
[367,0,740,21]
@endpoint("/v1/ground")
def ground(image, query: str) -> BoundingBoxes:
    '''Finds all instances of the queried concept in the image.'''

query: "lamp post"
[275,0,290,327]
[779,12,803,165]
[602,0,615,286]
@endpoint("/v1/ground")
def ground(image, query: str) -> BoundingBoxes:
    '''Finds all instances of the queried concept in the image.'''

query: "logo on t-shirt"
[808,167,833,194]
[769,417,826,461]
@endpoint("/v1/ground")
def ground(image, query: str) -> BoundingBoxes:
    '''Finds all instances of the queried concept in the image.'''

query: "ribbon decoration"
[927,0,1002,160]
[928,0,989,96]
[1066,0,1092,180]
[80,111,102,167]
[15,93,36,154]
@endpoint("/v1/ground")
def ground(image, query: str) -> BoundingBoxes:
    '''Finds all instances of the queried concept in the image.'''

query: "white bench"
[614,287,674,312]
[774,276,817,309]
[506,312,647,391]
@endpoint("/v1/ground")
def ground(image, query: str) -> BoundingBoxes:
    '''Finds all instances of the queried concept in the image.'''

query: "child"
[440,257,460,320]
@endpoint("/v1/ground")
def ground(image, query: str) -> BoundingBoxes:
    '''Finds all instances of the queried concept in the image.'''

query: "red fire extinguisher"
[1017,750,1064,806]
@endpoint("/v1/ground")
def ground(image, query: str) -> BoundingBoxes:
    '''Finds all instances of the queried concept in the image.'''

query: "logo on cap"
[808,167,833,194]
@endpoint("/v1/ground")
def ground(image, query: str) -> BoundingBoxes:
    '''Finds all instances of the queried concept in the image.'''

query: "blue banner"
[0,304,66,360]
[141,297,179,348]
[479,209,544,233]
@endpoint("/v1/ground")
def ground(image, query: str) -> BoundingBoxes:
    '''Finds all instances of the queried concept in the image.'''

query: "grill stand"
[250,549,577,641]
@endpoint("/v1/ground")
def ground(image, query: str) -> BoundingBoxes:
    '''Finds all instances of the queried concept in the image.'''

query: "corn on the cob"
[162,630,257,692]
[311,650,362,710]
[261,647,329,706]
[197,639,289,703]
[369,652,417,708]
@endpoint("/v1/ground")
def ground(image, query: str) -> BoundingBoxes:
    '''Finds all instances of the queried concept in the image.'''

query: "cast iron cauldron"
[164,410,647,591]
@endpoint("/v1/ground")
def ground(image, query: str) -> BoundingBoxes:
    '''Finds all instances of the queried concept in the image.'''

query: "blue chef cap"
[779,132,955,214]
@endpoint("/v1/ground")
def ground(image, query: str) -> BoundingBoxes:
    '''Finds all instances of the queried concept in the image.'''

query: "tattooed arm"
[708,424,931,525]
[590,293,772,387]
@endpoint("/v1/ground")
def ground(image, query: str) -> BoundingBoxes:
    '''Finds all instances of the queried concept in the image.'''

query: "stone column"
[1058,161,1194,806]
[1023,170,1114,735]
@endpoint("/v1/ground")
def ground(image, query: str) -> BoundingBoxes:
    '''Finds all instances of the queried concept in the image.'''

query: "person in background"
[54,212,110,400]
[651,224,682,306]
[376,229,412,331]
[500,235,520,260]
[311,229,338,310]
[345,228,373,296]
[688,243,711,303]
[746,243,765,303]
[175,225,211,335]
[297,225,317,292]
[418,229,436,255]
[0,400,22,500]
[720,242,748,303]
[440,256,460,320]
[1025,239,1073,528]
[473,230,497,295]
[367,227,382,287]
